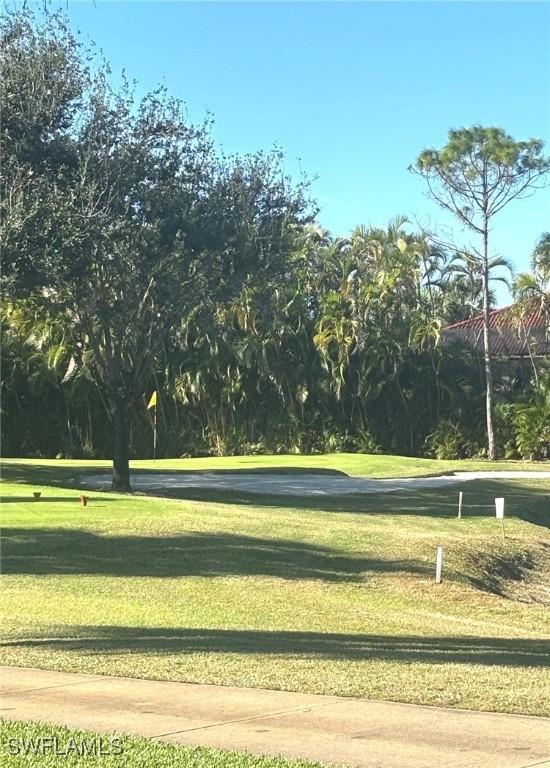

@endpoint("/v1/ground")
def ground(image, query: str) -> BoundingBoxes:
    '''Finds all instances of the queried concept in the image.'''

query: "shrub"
[513,378,550,460]
[494,402,519,459]
[424,419,476,460]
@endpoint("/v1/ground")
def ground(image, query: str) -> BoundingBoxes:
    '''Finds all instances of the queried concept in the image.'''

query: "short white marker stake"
[435,546,444,584]
[495,497,505,541]
[458,491,463,519]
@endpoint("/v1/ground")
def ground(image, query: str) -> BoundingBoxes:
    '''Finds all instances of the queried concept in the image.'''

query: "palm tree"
[513,233,550,381]
[514,233,550,311]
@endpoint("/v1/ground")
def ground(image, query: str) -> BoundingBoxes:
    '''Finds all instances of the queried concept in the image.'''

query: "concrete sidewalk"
[1,667,549,768]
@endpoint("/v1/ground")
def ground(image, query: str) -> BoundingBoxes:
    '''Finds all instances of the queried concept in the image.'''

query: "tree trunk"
[482,227,496,460]
[112,402,131,491]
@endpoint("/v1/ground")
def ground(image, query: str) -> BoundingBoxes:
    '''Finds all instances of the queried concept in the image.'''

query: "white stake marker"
[435,546,444,584]
[458,491,463,519]
[495,497,505,541]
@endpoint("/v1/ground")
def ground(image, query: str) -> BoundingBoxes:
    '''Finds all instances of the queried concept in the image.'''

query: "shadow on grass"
[152,481,550,527]
[138,467,350,477]
[0,496,113,504]
[0,462,348,488]
[0,463,97,488]
[3,626,548,667]
[1,528,429,581]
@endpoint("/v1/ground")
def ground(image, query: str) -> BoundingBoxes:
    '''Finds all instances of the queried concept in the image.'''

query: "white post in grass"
[435,546,444,584]
[458,491,463,520]
[495,497,505,541]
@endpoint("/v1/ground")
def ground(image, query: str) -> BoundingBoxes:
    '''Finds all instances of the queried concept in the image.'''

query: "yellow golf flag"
[147,391,157,409]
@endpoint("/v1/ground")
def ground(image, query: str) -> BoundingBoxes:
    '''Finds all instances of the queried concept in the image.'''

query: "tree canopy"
[2,10,549,472]
[1,7,314,488]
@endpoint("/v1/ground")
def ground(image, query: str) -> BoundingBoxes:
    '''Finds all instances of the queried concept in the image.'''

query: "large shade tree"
[411,126,550,458]
[0,8,313,489]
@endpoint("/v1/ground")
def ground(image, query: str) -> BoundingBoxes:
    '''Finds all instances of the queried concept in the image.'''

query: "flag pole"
[147,391,158,460]
[153,404,157,461]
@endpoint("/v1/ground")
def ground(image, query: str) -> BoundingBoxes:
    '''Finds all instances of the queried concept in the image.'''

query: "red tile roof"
[442,302,550,358]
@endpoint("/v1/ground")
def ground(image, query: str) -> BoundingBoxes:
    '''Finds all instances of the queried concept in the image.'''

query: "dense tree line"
[1,8,549,486]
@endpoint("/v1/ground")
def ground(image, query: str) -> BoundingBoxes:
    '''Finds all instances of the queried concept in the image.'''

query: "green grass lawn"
[1,458,549,717]
[0,721,327,768]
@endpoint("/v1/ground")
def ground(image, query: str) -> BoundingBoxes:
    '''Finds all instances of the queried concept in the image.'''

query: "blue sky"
[64,1,550,303]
